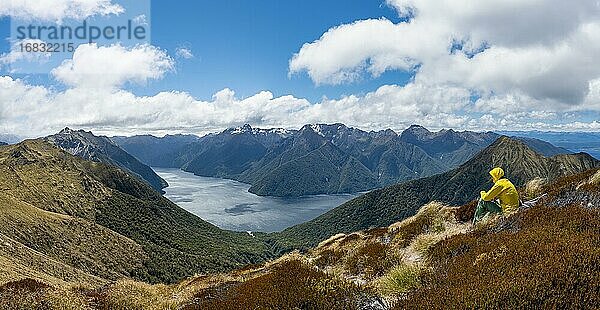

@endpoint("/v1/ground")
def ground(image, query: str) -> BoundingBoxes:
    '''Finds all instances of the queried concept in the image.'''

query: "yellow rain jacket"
[480,168,520,213]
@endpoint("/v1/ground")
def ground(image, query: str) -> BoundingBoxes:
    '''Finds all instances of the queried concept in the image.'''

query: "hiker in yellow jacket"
[473,167,520,224]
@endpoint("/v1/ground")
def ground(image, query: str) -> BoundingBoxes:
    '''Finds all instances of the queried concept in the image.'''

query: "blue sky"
[0,0,599,137]
[147,0,413,102]
[1,0,411,102]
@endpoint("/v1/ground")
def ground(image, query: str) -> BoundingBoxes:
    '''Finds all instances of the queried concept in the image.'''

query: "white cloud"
[132,14,148,26]
[289,18,440,85]
[584,78,600,110]
[0,39,52,69]
[0,0,124,22]
[2,3,599,138]
[2,73,599,138]
[51,43,174,89]
[175,47,194,59]
[290,0,600,109]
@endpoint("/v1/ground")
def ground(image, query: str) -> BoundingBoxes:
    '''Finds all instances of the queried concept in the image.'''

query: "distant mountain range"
[502,131,600,159]
[0,142,6,146]
[111,134,200,167]
[0,140,275,284]
[273,136,600,248]
[44,128,169,192]
[114,124,571,197]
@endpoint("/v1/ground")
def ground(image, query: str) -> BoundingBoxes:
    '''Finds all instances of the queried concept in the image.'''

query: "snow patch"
[310,124,325,137]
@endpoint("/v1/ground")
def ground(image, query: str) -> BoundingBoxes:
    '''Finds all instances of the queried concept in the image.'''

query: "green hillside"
[0,140,274,285]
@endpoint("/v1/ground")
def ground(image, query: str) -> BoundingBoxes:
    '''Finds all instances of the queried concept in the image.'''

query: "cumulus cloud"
[0,39,52,69]
[289,18,445,85]
[290,0,600,109]
[2,1,599,138]
[0,0,124,22]
[2,72,599,138]
[51,43,174,89]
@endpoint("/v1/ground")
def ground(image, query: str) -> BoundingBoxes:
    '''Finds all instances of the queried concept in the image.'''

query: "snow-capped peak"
[310,124,325,137]
[230,124,253,135]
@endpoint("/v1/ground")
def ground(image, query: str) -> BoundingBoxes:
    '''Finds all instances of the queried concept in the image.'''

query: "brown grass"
[590,170,600,186]
[344,242,397,279]
[543,169,599,198]
[377,263,422,296]
[395,205,600,309]
[313,248,345,268]
[455,200,478,223]
[187,259,373,310]
[524,177,547,200]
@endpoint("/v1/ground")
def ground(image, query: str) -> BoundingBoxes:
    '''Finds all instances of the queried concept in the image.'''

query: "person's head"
[489,167,505,183]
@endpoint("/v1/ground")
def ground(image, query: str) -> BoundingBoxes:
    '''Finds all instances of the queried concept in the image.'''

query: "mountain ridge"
[184,124,490,196]
[45,128,168,192]
[112,124,573,197]
[273,136,600,248]
[111,134,200,167]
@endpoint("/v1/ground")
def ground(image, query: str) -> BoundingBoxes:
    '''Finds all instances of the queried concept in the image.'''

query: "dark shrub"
[455,200,478,223]
[190,260,372,310]
[345,242,393,278]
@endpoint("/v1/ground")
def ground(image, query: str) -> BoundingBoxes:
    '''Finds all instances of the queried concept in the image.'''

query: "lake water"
[154,168,357,232]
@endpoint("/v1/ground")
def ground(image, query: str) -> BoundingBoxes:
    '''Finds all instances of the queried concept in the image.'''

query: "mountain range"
[0,134,21,145]
[0,140,275,285]
[114,124,570,197]
[44,128,169,192]
[1,130,586,288]
[273,136,599,248]
[2,138,598,309]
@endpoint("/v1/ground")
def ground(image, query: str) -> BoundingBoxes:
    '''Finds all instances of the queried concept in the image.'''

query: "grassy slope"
[0,140,274,285]
[0,230,106,288]
[7,168,597,309]
[0,193,146,282]
[396,169,600,309]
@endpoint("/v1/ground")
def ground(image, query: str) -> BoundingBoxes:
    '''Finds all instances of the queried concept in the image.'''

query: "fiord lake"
[154,168,357,232]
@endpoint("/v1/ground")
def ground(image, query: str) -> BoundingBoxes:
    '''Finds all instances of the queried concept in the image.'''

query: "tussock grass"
[99,280,176,310]
[377,263,422,296]
[543,168,599,198]
[388,202,471,259]
[314,249,344,267]
[344,242,396,279]
[43,287,91,310]
[0,279,92,310]
[455,200,477,222]
[589,169,600,186]
[409,233,440,257]
[317,233,346,249]
[524,177,547,200]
